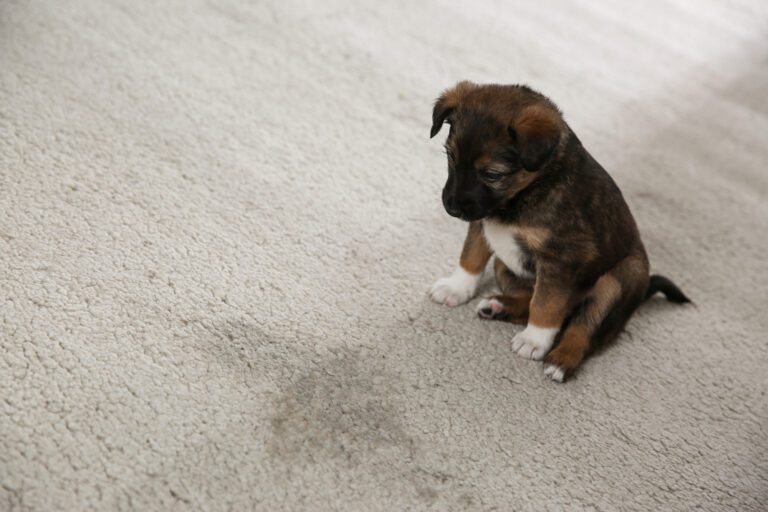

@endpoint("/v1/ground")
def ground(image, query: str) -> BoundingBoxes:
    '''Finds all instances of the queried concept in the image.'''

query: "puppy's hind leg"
[544,255,649,382]
[476,258,533,324]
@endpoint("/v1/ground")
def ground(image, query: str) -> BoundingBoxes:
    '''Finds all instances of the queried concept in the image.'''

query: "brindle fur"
[431,81,689,381]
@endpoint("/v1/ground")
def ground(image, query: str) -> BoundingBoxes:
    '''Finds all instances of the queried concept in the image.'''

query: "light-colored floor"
[1,1,767,510]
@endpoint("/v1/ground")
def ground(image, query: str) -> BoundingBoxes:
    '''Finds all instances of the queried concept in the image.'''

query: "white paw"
[476,297,503,318]
[511,325,558,360]
[544,364,565,383]
[430,267,479,307]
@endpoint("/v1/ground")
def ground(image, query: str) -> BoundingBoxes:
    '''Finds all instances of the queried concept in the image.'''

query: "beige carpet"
[2,0,767,510]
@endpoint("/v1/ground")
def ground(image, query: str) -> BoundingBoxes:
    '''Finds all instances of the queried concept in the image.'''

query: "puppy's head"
[430,81,564,221]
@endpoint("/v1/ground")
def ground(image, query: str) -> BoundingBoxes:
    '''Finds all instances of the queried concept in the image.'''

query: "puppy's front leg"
[430,221,491,307]
[512,268,575,360]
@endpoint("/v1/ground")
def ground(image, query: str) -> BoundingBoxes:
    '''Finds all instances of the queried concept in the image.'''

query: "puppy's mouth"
[459,212,487,222]
[445,207,487,222]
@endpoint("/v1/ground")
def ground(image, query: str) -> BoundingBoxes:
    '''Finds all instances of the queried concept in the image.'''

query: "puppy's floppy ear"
[511,105,562,171]
[430,80,477,138]
[430,100,453,138]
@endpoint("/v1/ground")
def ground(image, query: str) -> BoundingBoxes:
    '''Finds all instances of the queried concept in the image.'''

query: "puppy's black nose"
[444,204,462,218]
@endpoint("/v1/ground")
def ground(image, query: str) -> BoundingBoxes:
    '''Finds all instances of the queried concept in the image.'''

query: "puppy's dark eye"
[480,169,504,182]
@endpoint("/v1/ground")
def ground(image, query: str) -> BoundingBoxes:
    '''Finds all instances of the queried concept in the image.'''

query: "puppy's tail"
[644,274,691,304]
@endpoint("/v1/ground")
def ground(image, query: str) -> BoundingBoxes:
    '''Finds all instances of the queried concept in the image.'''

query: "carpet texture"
[2,0,767,510]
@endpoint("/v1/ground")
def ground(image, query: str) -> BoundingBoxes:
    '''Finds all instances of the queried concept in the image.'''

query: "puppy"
[429,81,689,382]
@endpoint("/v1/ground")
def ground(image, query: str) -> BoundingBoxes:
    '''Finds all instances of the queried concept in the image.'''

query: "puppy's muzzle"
[442,193,487,221]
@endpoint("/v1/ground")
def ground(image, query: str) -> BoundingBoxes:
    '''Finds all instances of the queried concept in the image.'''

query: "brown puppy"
[429,81,689,382]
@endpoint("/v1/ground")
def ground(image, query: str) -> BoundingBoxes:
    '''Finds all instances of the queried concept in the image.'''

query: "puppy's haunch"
[428,82,690,382]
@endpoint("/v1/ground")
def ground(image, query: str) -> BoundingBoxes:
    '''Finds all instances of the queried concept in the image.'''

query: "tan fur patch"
[585,274,622,327]
[512,226,550,251]
[503,170,538,198]
[514,105,563,141]
[545,324,589,372]
[528,285,571,329]
[495,291,532,324]
[459,221,491,275]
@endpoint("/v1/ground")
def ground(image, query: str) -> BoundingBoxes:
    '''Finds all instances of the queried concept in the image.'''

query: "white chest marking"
[482,219,533,278]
